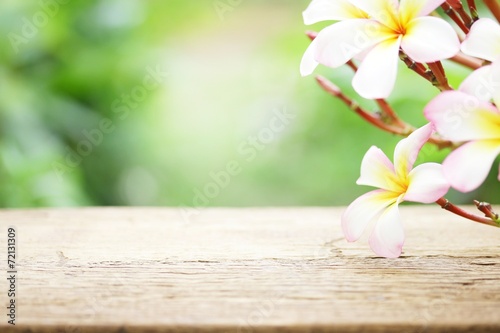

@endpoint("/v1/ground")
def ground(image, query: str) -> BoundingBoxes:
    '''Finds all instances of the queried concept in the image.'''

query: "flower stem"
[441,2,470,33]
[485,0,500,23]
[347,60,411,129]
[346,60,407,129]
[450,52,483,70]
[315,75,406,136]
[436,197,500,227]
[306,30,317,41]
[473,200,500,222]
[466,0,479,21]
[374,98,407,128]
[446,0,473,27]
[346,60,358,72]
[427,62,454,91]
[400,52,433,83]
[315,75,456,150]
[427,136,456,150]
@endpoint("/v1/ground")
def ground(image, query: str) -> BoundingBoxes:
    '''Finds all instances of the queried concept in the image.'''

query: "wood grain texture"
[0,207,499,333]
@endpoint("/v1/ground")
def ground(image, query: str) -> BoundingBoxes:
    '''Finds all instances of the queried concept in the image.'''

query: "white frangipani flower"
[301,0,460,99]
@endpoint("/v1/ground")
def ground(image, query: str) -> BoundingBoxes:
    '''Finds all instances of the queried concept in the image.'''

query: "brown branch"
[446,0,473,27]
[315,75,456,150]
[346,60,358,72]
[436,197,500,227]
[474,200,500,221]
[485,0,500,23]
[345,60,406,129]
[427,62,454,91]
[374,98,407,128]
[315,75,407,136]
[427,135,456,150]
[441,2,470,33]
[400,52,433,83]
[450,52,483,70]
[466,0,479,21]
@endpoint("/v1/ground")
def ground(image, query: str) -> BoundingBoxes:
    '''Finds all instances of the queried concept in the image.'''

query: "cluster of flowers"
[300,0,500,258]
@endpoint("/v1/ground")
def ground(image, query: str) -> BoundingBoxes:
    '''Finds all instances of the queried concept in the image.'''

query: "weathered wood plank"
[0,207,499,332]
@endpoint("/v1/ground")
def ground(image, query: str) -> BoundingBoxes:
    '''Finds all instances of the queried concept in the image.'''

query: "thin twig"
[400,52,433,83]
[315,75,456,150]
[436,197,499,227]
[315,75,406,136]
[446,0,473,27]
[374,99,407,128]
[441,2,470,33]
[346,60,358,72]
[466,0,479,21]
[485,0,500,23]
[450,52,483,70]
[427,62,454,91]
[427,136,455,150]
[346,60,407,129]
[474,200,500,221]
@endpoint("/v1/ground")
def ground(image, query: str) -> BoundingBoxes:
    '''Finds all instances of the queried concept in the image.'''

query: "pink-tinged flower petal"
[300,38,319,76]
[368,202,405,258]
[308,19,392,71]
[443,139,500,192]
[342,189,399,242]
[404,163,450,203]
[303,0,367,25]
[460,60,500,105]
[399,0,445,19]
[352,36,402,99]
[401,16,460,63]
[393,123,433,178]
[490,60,500,107]
[348,0,400,31]
[459,65,494,101]
[357,146,402,192]
[353,45,375,62]
[424,91,500,141]
[461,18,500,62]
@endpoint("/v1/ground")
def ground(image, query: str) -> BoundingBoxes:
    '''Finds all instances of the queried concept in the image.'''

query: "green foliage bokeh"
[0,0,498,207]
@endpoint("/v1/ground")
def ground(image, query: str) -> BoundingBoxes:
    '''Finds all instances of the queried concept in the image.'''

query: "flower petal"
[342,189,399,242]
[399,0,445,20]
[443,139,500,192]
[393,123,433,179]
[401,16,460,63]
[357,146,402,192]
[490,60,500,107]
[348,0,400,31]
[368,201,405,258]
[459,65,494,101]
[353,44,375,62]
[424,91,500,141]
[460,60,500,106]
[461,18,500,62]
[303,0,367,25]
[307,19,393,70]
[300,38,320,76]
[352,36,401,99]
[404,163,450,203]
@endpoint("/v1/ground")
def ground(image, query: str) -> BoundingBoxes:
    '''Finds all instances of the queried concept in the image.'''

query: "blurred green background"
[0,0,498,208]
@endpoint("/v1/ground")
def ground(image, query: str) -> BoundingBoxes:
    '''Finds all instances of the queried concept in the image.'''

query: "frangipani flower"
[342,124,450,258]
[424,66,500,192]
[460,18,500,101]
[300,0,460,99]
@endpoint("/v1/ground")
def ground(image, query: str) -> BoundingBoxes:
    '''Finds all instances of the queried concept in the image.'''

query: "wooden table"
[0,207,499,332]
